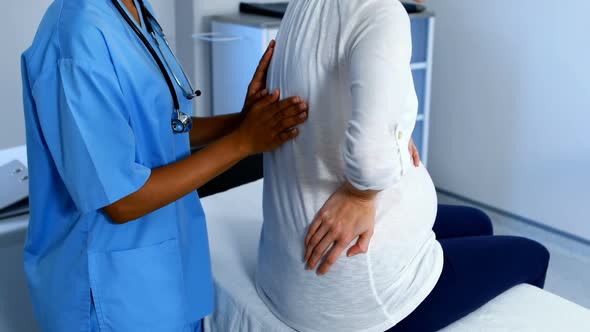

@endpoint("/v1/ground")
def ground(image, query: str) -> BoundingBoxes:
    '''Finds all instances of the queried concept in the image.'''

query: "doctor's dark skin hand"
[103,39,308,224]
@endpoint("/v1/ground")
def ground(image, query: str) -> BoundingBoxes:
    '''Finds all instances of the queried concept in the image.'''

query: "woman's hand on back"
[304,182,378,276]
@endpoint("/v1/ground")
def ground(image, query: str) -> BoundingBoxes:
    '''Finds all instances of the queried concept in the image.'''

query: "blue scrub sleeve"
[34,58,151,214]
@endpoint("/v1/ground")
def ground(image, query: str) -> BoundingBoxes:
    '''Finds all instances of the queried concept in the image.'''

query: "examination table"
[201,179,590,332]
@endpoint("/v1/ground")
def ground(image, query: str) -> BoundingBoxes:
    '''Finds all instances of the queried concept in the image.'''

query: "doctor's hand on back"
[103,41,308,224]
[237,40,308,154]
[237,89,307,154]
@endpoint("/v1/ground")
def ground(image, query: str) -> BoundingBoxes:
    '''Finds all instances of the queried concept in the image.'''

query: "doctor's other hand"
[409,138,421,167]
[242,40,276,115]
[236,89,308,155]
[304,182,377,276]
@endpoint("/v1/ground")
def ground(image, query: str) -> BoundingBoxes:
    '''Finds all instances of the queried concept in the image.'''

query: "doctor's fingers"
[248,40,276,97]
[273,106,308,132]
[244,89,269,110]
[275,128,300,145]
[249,89,281,113]
[243,88,274,114]
[265,96,306,120]
[272,99,308,121]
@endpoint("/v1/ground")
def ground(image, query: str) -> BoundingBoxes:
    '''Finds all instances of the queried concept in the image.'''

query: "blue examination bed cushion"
[202,180,590,331]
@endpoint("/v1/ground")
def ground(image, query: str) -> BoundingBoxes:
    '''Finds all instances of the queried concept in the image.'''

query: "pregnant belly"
[376,163,438,230]
[369,163,439,274]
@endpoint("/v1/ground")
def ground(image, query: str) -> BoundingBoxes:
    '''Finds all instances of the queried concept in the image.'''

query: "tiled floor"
[438,193,590,309]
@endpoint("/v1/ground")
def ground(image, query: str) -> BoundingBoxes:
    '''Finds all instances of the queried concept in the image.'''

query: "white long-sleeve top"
[256,1,443,331]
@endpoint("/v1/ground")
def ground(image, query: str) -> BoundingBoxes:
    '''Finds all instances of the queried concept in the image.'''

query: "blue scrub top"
[21,0,213,330]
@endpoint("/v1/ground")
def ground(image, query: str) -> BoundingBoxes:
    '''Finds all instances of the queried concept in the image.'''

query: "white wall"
[427,1,590,240]
[0,0,175,151]
[0,0,52,150]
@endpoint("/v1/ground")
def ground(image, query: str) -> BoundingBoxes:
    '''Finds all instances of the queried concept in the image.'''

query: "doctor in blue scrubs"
[20,0,308,331]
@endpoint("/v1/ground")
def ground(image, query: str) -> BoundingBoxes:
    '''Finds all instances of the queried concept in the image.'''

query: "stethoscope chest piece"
[172,109,193,134]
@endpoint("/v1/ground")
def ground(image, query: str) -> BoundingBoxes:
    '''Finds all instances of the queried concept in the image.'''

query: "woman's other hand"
[236,89,308,155]
[304,182,377,276]
[409,138,421,167]
[242,40,276,115]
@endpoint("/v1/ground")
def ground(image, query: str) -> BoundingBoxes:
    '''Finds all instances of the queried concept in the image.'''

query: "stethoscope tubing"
[111,0,181,112]
[142,10,200,100]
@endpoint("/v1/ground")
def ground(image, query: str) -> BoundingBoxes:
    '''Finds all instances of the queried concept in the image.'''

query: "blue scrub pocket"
[89,238,187,331]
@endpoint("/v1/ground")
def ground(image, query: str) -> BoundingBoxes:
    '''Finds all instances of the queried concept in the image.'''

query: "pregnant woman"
[256,1,551,331]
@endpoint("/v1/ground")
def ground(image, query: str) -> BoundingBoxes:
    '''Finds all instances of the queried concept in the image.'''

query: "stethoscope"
[111,0,200,134]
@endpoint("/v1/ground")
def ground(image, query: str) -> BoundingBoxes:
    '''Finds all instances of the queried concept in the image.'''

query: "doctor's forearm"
[189,114,243,147]
[104,131,249,224]
[105,91,308,223]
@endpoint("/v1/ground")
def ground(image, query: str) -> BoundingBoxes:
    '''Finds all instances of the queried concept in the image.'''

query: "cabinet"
[211,12,435,165]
